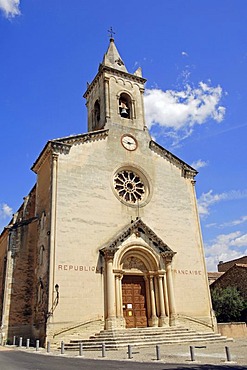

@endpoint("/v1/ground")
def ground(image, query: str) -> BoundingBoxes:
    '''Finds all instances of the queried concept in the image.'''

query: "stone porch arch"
[115,242,160,272]
[100,219,177,330]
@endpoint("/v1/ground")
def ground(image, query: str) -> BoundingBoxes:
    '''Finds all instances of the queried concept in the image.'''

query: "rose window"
[113,170,145,204]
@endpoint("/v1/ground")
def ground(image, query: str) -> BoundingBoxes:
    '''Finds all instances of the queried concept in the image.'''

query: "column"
[48,153,58,323]
[105,253,117,329]
[115,274,125,328]
[149,276,158,327]
[144,276,151,322]
[158,275,167,326]
[131,99,136,119]
[104,78,110,119]
[115,275,121,318]
[163,273,169,317]
[154,276,160,317]
[140,88,146,126]
[166,260,176,326]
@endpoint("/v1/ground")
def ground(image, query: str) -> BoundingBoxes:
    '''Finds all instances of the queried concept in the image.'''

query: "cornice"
[54,129,109,145]
[31,142,52,174]
[149,140,197,179]
[100,218,176,259]
[32,130,108,173]
[32,141,71,173]
[83,65,146,99]
[51,141,71,154]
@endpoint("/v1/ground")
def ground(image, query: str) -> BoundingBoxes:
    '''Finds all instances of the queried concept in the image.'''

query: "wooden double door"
[122,275,148,328]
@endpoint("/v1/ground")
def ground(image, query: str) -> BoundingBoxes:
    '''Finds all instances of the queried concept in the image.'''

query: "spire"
[102,38,128,73]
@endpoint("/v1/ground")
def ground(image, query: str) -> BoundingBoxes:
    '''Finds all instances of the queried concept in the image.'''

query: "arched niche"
[93,99,101,128]
[119,92,132,119]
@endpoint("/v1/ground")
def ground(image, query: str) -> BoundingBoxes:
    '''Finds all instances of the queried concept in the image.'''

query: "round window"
[113,169,148,205]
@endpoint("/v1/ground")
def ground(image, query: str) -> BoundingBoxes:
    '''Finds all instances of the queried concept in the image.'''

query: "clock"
[121,135,138,151]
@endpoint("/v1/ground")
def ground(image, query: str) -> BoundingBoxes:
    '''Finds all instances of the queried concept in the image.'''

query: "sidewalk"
[4,339,247,366]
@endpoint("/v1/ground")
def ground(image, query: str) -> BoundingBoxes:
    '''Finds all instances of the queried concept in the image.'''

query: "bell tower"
[83,38,147,132]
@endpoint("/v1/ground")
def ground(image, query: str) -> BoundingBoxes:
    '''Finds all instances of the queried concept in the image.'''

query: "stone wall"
[217,322,247,338]
[0,186,41,343]
[211,264,247,300]
[0,230,8,323]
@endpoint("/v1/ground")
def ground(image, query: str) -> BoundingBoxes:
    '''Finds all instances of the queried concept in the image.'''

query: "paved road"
[0,349,246,370]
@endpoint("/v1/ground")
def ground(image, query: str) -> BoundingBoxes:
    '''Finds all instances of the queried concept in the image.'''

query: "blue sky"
[0,0,247,271]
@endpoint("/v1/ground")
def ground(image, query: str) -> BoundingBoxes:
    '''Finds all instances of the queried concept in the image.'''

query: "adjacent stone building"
[210,256,247,301]
[0,38,215,345]
[218,256,247,273]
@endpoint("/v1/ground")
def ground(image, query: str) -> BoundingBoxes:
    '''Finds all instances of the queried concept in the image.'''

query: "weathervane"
[108,27,115,39]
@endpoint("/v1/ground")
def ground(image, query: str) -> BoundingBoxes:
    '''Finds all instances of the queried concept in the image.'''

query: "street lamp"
[55,284,59,301]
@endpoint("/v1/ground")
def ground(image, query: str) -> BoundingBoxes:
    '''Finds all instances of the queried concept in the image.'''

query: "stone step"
[90,327,191,338]
[71,332,219,344]
[63,326,229,351]
[64,334,229,351]
[67,334,224,346]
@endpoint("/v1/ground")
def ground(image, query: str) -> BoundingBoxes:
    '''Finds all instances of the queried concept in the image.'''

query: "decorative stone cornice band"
[32,130,109,173]
[149,140,197,179]
[84,65,146,98]
[54,129,109,145]
[51,141,71,154]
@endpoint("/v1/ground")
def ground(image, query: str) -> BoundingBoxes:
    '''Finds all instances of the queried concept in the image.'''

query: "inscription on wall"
[173,269,202,276]
[58,264,96,272]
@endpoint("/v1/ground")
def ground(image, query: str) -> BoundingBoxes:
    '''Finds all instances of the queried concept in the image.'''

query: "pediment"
[100,218,175,259]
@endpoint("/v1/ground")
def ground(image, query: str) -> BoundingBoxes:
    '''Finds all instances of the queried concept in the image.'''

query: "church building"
[0,38,216,346]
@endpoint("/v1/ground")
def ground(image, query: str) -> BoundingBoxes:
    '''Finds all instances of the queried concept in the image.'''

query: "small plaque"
[127,304,132,309]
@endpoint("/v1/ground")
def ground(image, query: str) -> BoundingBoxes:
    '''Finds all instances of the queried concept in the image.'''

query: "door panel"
[122,275,147,328]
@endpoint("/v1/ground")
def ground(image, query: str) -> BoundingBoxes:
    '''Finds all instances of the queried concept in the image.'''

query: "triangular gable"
[100,218,176,259]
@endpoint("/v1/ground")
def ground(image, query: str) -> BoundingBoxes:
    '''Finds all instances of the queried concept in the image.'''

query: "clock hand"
[123,139,132,145]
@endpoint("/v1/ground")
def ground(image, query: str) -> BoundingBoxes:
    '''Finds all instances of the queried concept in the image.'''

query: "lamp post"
[55,284,59,302]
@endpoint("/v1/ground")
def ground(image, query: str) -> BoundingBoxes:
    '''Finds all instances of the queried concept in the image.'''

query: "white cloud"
[198,189,247,217]
[0,0,20,18]
[0,203,13,219]
[205,231,247,271]
[144,82,226,133]
[217,215,247,228]
[181,51,189,57]
[191,159,208,170]
[231,233,247,247]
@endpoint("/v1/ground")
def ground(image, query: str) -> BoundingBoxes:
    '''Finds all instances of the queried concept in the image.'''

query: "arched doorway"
[100,219,177,330]
[118,246,163,328]
[122,275,147,328]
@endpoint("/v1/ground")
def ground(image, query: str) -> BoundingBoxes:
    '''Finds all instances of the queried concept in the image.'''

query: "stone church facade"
[0,38,215,345]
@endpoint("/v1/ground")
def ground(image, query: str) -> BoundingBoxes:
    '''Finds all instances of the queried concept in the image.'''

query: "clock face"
[121,135,137,151]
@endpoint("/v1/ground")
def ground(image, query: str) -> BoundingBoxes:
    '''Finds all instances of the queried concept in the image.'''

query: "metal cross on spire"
[108,27,115,39]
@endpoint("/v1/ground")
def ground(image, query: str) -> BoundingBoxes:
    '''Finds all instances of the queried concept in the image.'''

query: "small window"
[94,100,100,127]
[40,211,46,230]
[37,277,44,304]
[119,93,131,119]
[39,245,45,265]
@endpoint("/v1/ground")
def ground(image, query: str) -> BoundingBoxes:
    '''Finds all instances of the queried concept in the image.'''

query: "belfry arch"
[100,219,177,330]
[119,92,132,119]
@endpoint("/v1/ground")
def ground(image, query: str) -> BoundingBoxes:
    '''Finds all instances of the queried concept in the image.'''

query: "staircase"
[63,326,230,351]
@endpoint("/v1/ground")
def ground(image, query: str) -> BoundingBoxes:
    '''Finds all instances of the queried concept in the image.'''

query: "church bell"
[120,108,128,117]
